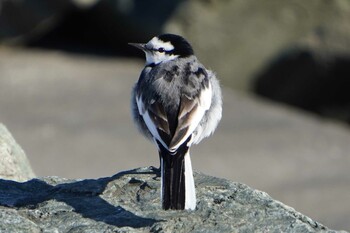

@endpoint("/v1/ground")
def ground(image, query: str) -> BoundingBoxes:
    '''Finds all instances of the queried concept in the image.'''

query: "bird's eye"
[158,48,165,53]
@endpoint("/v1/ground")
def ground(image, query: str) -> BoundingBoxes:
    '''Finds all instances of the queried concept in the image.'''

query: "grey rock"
[164,0,350,91]
[0,167,346,233]
[0,124,35,181]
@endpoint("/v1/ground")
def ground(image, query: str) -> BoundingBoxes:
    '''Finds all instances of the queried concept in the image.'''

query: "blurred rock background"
[1,0,350,231]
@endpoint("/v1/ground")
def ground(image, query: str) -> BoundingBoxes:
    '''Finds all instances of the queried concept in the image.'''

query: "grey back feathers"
[138,56,208,111]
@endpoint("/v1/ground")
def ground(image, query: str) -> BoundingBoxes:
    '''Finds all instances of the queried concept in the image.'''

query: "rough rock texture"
[0,167,346,233]
[0,123,35,181]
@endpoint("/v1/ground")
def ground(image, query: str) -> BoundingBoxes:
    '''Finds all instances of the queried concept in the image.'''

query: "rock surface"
[0,123,35,181]
[0,167,346,233]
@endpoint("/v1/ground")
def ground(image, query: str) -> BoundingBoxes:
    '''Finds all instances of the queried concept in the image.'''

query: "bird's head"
[129,34,194,66]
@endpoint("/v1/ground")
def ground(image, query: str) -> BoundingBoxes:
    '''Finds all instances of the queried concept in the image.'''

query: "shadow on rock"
[0,176,157,228]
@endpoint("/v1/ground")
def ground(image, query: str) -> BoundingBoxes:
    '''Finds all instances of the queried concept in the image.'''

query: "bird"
[129,34,222,210]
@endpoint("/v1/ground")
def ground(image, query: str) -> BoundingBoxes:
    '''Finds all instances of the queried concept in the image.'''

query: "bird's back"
[138,56,209,109]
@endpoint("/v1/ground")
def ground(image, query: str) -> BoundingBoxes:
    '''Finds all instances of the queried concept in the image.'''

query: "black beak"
[128,43,147,51]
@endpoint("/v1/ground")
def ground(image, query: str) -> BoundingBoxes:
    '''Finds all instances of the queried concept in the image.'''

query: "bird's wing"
[136,73,212,152]
[169,82,212,151]
[136,94,172,150]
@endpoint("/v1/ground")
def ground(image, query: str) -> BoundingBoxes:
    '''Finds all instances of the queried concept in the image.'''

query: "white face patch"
[148,37,174,51]
[143,37,178,65]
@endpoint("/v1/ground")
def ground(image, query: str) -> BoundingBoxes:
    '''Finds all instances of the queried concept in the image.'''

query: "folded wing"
[136,81,212,153]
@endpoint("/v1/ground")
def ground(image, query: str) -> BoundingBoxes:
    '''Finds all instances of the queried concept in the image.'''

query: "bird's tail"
[159,145,196,210]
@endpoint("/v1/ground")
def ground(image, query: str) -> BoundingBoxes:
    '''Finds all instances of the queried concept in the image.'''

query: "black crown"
[158,34,194,57]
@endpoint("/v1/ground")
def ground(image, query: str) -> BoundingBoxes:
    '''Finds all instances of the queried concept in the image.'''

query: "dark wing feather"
[147,101,172,146]
[169,82,212,151]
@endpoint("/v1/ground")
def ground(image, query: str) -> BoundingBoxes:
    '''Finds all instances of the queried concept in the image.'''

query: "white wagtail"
[129,34,222,210]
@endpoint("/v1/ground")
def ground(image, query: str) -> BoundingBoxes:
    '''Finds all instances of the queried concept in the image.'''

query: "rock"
[254,40,350,124]
[0,167,346,232]
[0,0,97,44]
[164,0,350,91]
[0,124,35,181]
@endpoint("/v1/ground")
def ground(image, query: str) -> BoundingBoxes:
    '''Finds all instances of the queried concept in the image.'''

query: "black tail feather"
[158,143,189,210]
